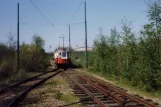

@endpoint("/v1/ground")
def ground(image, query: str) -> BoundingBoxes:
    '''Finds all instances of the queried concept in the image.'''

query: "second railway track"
[0,69,58,94]
[0,69,63,107]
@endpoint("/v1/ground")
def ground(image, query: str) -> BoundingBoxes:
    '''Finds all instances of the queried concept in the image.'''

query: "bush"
[0,60,14,81]
[20,43,47,71]
[0,35,50,87]
[0,42,16,81]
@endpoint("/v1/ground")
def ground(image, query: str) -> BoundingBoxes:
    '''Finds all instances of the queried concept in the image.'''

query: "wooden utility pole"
[84,1,88,68]
[17,3,20,72]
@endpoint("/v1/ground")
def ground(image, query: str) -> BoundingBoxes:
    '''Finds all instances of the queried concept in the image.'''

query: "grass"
[116,79,161,99]
[54,90,63,99]
[42,74,82,107]
[60,93,82,107]
[51,75,82,107]
[44,80,57,86]
[54,90,82,107]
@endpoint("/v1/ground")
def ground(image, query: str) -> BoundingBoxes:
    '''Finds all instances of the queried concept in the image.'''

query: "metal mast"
[17,3,20,72]
[69,25,71,58]
[84,1,88,68]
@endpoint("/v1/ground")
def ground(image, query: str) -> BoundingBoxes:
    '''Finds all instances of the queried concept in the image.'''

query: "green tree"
[121,18,138,81]
[32,35,45,50]
[20,35,48,71]
[139,1,161,90]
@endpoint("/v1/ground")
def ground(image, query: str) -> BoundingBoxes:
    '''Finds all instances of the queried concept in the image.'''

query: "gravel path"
[19,73,81,107]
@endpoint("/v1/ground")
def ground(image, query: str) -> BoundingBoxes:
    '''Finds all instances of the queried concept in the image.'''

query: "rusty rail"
[85,75,157,107]
[62,69,159,107]
[64,72,107,107]
[0,69,58,94]
[8,69,62,107]
[79,75,125,106]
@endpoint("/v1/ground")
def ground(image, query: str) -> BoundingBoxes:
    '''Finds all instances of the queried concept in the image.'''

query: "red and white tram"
[54,49,70,68]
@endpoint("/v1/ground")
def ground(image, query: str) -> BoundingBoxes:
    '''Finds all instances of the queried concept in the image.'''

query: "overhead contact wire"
[30,0,54,27]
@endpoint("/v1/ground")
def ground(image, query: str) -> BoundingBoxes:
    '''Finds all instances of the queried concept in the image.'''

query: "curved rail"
[0,69,58,94]
[8,69,62,107]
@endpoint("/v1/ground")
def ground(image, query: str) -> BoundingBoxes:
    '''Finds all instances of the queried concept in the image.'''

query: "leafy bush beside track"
[71,51,94,68]
[20,41,48,71]
[71,51,85,68]
[0,34,49,87]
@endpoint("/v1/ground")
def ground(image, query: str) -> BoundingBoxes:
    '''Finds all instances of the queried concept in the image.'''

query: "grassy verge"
[45,75,82,107]
[75,68,161,105]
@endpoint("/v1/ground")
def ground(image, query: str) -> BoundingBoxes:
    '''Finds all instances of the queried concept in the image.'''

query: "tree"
[121,18,137,71]
[32,35,45,50]
[20,35,47,71]
[148,0,161,29]
[7,32,16,50]
[139,0,161,90]
[110,27,121,78]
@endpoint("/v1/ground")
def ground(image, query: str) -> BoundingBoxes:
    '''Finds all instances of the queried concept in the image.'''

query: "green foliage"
[71,51,85,67]
[32,35,45,49]
[70,2,161,92]
[0,43,15,61]
[89,2,161,91]
[54,90,63,100]
[0,34,48,86]
[0,60,14,81]
[20,44,46,71]
[71,51,95,68]
[0,35,16,81]
[20,35,48,71]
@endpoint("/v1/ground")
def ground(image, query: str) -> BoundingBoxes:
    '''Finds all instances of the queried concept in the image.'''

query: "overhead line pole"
[63,37,64,49]
[17,3,20,72]
[69,25,71,58]
[59,37,65,49]
[84,1,88,68]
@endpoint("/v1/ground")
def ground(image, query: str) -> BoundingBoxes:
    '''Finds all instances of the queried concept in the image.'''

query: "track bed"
[0,69,62,107]
[61,69,160,107]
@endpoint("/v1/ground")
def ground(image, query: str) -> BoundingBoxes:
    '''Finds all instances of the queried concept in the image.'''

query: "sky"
[0,0,151,52]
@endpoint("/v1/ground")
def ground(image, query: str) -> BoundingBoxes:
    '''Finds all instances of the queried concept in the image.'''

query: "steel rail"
[79,75,125,106]
[85,75,156,107]
[64,72,107,107]
[8,69,62,107]
[0,69,58,94]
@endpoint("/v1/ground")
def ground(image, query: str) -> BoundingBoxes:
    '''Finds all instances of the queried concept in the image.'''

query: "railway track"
[62,69,160,107]
[0,69,58,94]
[0,69,62,107]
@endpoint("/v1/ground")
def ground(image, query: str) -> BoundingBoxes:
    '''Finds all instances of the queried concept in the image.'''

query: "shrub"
[20,44,47,71]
